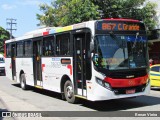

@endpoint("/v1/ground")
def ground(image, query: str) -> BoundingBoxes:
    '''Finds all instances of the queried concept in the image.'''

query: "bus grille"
[112,84,146,95]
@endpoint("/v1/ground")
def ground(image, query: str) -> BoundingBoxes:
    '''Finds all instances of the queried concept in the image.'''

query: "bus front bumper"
[87,81,150,101]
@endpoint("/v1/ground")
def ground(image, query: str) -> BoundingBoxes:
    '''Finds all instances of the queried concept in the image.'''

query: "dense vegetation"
[37,0,157,30]
[0,27,10,53]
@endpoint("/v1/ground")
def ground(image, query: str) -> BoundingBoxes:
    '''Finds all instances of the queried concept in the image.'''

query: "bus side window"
[6,43,11,57]
[56,33,70,56]
[16,41,24,57]
[43,36,54,56]
[24,40,32,57]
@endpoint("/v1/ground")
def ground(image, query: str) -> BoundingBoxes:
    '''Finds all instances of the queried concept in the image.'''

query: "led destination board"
[96,21,145,31]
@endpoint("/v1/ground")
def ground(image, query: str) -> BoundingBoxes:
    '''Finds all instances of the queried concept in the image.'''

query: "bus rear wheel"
[20,74,28,90]
[64,80,78,104]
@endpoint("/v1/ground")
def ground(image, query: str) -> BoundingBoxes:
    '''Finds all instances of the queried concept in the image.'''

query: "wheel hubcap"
[66,86,73,98]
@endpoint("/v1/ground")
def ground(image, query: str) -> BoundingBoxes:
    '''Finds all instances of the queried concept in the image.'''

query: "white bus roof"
[5,20,96,43]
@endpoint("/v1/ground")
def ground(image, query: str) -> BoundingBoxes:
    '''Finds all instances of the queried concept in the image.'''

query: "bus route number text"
[102,23,140,31]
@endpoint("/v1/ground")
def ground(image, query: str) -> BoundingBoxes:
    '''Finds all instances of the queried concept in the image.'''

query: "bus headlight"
[104,82,110,89]
[96,78,103,86]
[96,77,111,90]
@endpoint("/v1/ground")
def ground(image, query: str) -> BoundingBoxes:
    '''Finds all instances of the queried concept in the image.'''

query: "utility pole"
[6,18,17,39]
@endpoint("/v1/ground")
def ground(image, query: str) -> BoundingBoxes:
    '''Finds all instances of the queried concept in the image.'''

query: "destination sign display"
[96,21,145,31]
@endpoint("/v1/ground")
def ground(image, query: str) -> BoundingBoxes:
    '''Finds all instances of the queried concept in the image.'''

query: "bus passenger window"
[43,36,54,56]
[24,40,32,57]
[6,44,11,57]
[56,33,70,56]
[16,41,24,57]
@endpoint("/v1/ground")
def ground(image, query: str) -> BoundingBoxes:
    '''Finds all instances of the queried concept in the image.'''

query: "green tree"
[92,0,157,30]
[56,0,100,26]
[37,0,100,26]
[37,0,158,30]
[92,0,145,18]
[37,3,57,27]
[0,27,10,53]
[141,2,157,30]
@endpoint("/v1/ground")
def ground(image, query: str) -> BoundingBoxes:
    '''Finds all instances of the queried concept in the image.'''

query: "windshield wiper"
[132,32,139,48]
[109,32,126,60]
[109,31,120,46]
[109,31,125,49]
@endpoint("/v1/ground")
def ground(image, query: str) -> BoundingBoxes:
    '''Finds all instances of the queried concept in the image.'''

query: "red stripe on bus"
[103,18,140,22]
[42,64,45,72]
[67,64,72,75]
[104,75,148,88]
[4,41,6,58]
[43,31,49,36]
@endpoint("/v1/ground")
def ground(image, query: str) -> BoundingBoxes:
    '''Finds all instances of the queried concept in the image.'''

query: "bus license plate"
[126,89,135,94]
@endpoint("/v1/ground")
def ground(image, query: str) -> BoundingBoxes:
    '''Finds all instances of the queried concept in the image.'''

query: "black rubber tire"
[64,80,78,104]
[20,74,28,90]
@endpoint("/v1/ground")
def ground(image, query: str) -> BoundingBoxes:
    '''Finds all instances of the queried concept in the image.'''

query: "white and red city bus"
[4,18,150,103]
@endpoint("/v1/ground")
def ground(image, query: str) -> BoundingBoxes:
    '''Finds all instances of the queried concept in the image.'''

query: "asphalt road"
[0,76,160,120]
[0,76,160,111]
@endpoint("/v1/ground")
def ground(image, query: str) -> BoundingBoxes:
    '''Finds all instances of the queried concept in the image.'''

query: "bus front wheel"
[20,74,28,90]
[64,80,78,104]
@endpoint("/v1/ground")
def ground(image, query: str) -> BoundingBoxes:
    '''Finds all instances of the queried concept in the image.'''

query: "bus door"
[33,40,42,86]
[11,43,16,80]
[73,31,91,97]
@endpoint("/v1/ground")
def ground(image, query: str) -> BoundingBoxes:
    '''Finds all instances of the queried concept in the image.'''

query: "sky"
[0,0,52,37]
[0,0,160,38]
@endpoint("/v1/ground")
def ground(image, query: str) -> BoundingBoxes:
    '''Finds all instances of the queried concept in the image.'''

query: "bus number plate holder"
[126,89,135,94]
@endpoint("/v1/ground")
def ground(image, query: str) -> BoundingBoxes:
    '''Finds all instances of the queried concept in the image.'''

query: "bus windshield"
[0,58,4,63]
[93,34,148,70]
